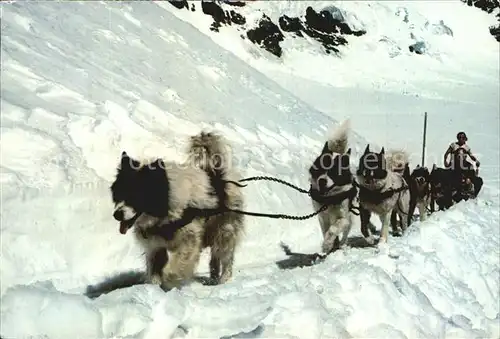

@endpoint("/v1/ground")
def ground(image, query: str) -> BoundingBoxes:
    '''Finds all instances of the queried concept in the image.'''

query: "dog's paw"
[311,252,328,264]
[219,272,233,285]
[376,241,389,254]
[322,233,340,254]
[365,235,375,245]
[378,236,388,245]
[392,229,403,237]
[321,243,332,254]
[150,274,163,286]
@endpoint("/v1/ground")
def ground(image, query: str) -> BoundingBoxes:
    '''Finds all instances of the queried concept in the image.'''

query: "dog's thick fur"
[408,165,432,222]
[385,149,410,175]
[308,119,355,254]
[110,131,244,290]
[356,146,411,245]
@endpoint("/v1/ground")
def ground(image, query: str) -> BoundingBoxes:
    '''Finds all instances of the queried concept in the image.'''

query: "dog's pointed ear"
[364,144,370,154]
[120,151,130,169]
[120,151,139,171]
[341,151,351,167]
[321,141,330,154]
[380,147,385,155]
[151,158,165,171]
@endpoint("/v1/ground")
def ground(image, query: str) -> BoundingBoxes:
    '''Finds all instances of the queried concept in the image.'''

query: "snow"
[1,1,499,338]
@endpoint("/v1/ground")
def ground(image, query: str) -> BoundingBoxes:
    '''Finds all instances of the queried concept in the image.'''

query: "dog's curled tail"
[327,118,351,154]
[187,131,232,175]
[386,149,410,173]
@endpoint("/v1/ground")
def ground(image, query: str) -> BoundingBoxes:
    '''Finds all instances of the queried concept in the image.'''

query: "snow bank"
[1,1,498,338]
[2,194,498,338]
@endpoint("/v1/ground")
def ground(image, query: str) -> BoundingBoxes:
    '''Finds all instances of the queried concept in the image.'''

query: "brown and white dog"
[356,147,411,245]
[408,165,432,222]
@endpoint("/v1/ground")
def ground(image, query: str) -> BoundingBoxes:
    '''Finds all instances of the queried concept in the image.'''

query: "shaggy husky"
[110,131,244,290]
[408,165,432,222]
[356,146,411,245]
[308,119,356,254]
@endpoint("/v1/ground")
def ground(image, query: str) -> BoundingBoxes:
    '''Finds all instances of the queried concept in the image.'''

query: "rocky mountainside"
[461,0,500,41]
[167,0,367,57]
[167,0,499,59]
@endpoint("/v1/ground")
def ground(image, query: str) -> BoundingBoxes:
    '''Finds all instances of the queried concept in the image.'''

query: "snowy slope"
[165,0,500,182]
[163,1,499,99]
[1,1,499,339]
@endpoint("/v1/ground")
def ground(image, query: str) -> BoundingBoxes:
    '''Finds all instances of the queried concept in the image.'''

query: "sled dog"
[308,119,356,254]
[430,164,477,211]
[408,165,432,222]
[356,146,411,245]
[110,131,245,290]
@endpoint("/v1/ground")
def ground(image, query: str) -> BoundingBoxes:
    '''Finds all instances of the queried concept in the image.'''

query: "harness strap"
[141,181,360,240]
[357,183,409,205]
[138,208,200,240]
[310,185,360,216]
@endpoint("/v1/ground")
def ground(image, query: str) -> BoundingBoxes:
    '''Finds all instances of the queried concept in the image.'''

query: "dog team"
[109,120,483,291]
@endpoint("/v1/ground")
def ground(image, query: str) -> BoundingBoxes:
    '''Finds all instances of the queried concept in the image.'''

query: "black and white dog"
[356,146,411,245]
[430,164,478,211]
[109,132,245,290]
[308,119,357,254]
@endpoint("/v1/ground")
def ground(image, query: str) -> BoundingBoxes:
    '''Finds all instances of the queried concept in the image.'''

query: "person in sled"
[443,131,483,198]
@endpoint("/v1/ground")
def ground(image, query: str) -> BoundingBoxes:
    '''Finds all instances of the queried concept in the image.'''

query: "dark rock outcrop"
[464,0,499,13]
[279,15,304,37]
[461,0,500,41]
[490,13,500,41]
[247,15,284,57]
[223,0,246,7]
[409,41,427,55]
[168,0,188,10]
[167,2,366,57]
[304,6,364,36]
[278,6,366,54]
[201,1,246,32]
[229,10,246,25]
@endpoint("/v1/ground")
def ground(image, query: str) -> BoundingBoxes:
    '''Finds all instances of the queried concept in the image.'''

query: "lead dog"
[110,131,244,290]
[308,119,357,254]
[356,146,411,245]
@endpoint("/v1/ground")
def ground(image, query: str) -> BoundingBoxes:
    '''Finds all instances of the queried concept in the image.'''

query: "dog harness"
[309,184,359,214]
[140,169,229,241]
[358,184,409,205]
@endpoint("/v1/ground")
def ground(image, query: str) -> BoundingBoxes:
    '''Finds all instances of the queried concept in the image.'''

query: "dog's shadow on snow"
[192,276,219,286]
[275,235,376,271]
[84,271,225,299]
[84,270,147,299]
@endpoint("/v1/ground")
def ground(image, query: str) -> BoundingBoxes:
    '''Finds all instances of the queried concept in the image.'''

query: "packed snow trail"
[1,1,499,338]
